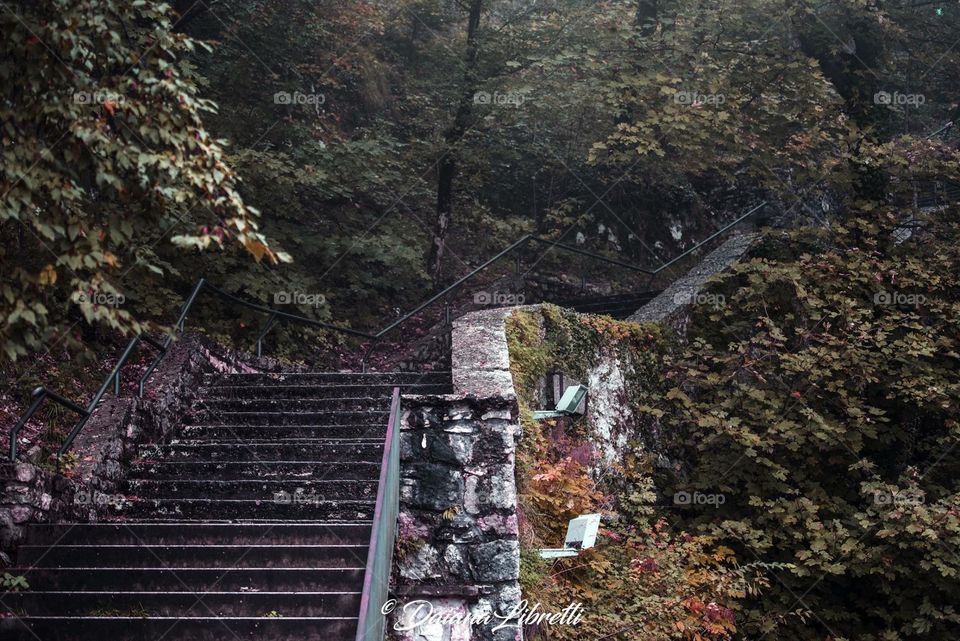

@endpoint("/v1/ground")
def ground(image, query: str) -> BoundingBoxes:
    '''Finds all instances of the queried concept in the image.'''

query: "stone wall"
[394,397,522,641]
[0,333,281,558]
[628,233,757,331]
[0,462,78,562]
[388,237,762,639]
[534,234,759,467]
[391,307,524,641]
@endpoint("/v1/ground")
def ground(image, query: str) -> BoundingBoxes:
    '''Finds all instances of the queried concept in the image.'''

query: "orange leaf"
[243,238,269,263]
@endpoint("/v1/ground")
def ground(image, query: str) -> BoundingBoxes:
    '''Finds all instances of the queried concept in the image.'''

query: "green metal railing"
[356,387,402,641]
[8,201,767,462]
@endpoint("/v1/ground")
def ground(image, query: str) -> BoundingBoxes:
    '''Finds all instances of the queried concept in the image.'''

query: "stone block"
[443,544,470,579]
[408,463,464,511]
[463,475,481,515]
[486,466,517,511]
[394,598,472,641]
[9,506,34,524]
[430,433,474,466]
[14,463,36,484]
[470,540,520,582]
[399,543,442,581]
[477,514,519,537]
[436,512,480,544]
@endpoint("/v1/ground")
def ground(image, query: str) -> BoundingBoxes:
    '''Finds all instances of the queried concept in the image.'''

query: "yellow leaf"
[38,264,57,286]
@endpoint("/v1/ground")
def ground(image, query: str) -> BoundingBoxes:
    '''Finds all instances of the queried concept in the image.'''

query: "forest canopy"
[3,0,958,361]
[2,1,960,637]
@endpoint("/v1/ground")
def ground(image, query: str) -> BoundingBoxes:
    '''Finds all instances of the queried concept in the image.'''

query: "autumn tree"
[0,0,286,361]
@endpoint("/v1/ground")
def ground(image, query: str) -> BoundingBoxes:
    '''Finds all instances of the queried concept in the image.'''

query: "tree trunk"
[428,0,483,288]
[635,0,658,34]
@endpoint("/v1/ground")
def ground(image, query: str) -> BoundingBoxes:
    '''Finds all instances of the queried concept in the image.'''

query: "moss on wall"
[505,305,672,578]
[503,305,757,640]
[505,304,672,464]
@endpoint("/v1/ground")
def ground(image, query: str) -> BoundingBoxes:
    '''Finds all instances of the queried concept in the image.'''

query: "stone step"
[204,371,451,386]
[184,410,389,426]
[128,460,380,480]
[199,383,451,399]
[555,291,660,306]
[194,397,392,413]
[16,544,368,568]
[17,566,365,591]
[179,424,387,440]
[22,522,372,546]
[136,441,384,463]
[7,366,421,637]
[2,590,361,618]
[1,616,357,641]
[122,479,378,501]
[107,497,376,521]
[553,292,661,319]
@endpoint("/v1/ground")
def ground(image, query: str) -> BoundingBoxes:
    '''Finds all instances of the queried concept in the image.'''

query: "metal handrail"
[8,201,766,461]
[926,120,954,139]
[356,386,402,641]
[373,201,767,339]
[8,333,165,462]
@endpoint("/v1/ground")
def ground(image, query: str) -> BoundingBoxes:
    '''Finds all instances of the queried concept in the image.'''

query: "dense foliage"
[508,202,960,638]
[650,205,960,640]
[1,0,286,361]
[4,0,960,637]
[7,0,960,364]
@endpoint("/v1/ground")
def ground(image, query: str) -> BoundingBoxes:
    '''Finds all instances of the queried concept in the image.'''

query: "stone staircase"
[553,290,661,319]
[2,371,452,641]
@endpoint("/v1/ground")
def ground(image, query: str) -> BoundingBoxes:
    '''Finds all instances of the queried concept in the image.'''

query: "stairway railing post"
[255,312,278,358]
